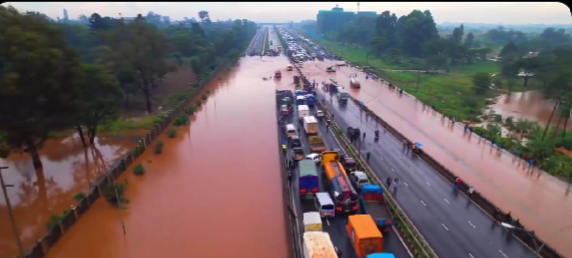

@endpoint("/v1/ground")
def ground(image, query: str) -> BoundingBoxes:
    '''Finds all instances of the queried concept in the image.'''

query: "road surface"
[299,73,539,258]
[245,28,266,55]
[281,98,412,258]
[298,59,572,257]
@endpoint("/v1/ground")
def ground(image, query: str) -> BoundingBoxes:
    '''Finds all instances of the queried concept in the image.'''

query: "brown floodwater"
[300,60,572,257]
[42,54,293,258]
[0,134,141,258]
[491,91,563,126]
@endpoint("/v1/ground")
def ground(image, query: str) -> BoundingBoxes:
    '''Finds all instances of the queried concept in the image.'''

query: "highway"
[245,27,267,55]
[279,91,413,258]
[312,86,538,258]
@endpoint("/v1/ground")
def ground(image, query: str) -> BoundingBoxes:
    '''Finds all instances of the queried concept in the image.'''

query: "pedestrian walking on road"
[366,152,371,162]
[393,178,400,194]
[386,178,392,188]
[362,132,366,141]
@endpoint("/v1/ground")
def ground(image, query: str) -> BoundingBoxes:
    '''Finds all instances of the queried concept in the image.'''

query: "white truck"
[303,212,322,232]
[303,116,319,135]
[298,105,310,119]
[302,232,338,258]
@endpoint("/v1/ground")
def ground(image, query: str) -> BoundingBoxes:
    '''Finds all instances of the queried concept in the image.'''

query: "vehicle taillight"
[386,219,392,225]
[312,188,318,193]
[352,206,358,210]
[336,207,342,211]
[300,189,307,194]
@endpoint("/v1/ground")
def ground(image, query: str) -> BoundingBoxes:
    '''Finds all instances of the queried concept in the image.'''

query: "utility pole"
[0,166,24,257]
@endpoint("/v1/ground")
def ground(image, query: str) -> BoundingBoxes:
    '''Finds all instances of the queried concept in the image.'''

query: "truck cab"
[340,156,357,172]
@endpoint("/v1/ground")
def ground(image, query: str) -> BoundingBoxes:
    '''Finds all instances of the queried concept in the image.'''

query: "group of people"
[386,177,400,194]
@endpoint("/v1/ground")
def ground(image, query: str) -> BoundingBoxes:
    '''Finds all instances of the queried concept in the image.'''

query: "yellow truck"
[308,136,326,152]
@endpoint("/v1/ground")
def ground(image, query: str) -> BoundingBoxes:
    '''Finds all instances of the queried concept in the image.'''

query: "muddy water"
[0,134,141,258]
[300,60,572,257]
[43,55,292,258]
[492,91,561,126]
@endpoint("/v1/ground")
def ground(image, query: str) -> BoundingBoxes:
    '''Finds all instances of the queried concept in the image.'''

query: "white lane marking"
[410,166,414,170]
[391,168,395,172]
[426,181,431,186]
[468,221,476,229]
[441,223,450,231]
[379,156,384,161]
[444,198,450,205]
[326,219,330,226]
[392,227,415,258]
[420,200,427,207]
[468,253,475,258]
[403,182,409,187]
[398,155,402,159]
[499,250,509,258]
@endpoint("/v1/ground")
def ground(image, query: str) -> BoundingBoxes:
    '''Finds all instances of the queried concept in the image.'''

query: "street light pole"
[0,166,25,257]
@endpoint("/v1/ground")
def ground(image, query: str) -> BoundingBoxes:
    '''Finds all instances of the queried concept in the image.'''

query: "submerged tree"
[0,6,83,168]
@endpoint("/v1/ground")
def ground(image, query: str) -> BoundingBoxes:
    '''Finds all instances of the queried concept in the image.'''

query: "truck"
[275,70,282,79]
[359,184,393,232]
[298,160,319,195]
[321,151,359,214]
[338,91,349,104]
[366,253,395,258]
[306,94,316,107]
[298,105,310,119]
[326,66,336,73]
[303,116,319,135]
[308,136,326,152]
[346,214,384,258]
[350,73,361,88]
[302,232,338,258]
[303,212,322,232]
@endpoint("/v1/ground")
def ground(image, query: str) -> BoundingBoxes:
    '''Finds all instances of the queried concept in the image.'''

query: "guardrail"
[314,100,438,258]
[345,95,564,258]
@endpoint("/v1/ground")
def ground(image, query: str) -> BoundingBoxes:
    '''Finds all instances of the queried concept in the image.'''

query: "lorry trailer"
[302,232,338,258]
[303,116,319,135]
[346,214,384,258]
[359,184,393,232]
[298,160,319,195]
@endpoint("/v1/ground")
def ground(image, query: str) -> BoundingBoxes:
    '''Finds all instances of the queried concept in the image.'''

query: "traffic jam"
[275,27,398,258]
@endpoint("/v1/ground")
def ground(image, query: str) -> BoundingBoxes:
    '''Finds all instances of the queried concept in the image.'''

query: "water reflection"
[0,135,139,258]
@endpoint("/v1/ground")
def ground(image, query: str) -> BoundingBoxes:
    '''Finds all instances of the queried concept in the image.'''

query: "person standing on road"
[393,178,399,194]
[386,178,392,188]
[362,132,366,141]
[366,152,371,162]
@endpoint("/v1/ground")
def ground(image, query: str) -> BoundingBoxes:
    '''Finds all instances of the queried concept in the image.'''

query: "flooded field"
[491,90,561,126]
[40,55,292,258]
[0,134,141,257]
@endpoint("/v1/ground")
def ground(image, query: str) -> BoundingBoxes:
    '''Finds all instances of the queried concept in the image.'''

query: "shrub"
[133,164,145,176]
[173,115,189,126]
[153,141,164,154]
[205,89,211,94]
[167,128,177,138]
[185,106,196,115]
[46,210,71,229]
[103,182,127,204]
[196,100,202,106]
[73,192,87,201]
[201,94,208,100]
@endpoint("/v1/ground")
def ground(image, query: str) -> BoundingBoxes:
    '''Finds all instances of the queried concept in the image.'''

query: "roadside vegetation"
[307,9,572,178]
[0,6,257,168]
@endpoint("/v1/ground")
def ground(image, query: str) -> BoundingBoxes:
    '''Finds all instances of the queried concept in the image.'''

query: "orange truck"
[346,214,383,258]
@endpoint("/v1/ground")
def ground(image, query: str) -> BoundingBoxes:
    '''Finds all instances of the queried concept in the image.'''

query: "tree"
[0,6,83,168]
[101,16,174,113]
[472,72,492,95]
[464,32,475,48]
[76,64,122,146]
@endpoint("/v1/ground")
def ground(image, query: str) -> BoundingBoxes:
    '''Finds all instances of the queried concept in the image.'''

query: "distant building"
[63,8,69,21]
[316,5,377,34]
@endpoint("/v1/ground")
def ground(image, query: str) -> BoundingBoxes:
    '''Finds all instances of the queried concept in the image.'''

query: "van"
[286,124,297,138]
[314,192,335,218]
[350,171,370,191]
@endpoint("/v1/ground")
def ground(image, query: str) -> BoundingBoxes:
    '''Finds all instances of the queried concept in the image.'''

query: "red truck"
[358,184,394,232]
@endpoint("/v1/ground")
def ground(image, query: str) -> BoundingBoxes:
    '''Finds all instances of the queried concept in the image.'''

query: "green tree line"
[0,6,257,168]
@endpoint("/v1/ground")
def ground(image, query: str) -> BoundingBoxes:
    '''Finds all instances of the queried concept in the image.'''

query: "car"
[305,153,321,164]
[315,109,324,117]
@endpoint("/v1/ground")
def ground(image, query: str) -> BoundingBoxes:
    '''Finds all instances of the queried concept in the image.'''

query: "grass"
[315,38,544,122]
[98,114,165,133]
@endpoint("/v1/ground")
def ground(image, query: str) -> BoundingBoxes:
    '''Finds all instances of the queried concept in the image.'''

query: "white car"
[315,110,324,117]
[305,153,321,164]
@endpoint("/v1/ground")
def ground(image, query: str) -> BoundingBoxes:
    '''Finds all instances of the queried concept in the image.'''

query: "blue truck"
[359,184,393,232]
[298,160,319,196]
[306,94,316,107]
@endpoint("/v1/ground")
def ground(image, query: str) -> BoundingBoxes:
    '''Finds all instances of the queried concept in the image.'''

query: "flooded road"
[300,60,572,257]
[0,135,140,258]
[492,90,561,126]
[42,53,292,258]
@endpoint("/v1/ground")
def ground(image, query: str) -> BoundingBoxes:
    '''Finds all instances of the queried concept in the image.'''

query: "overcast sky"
[4,2,571,24]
